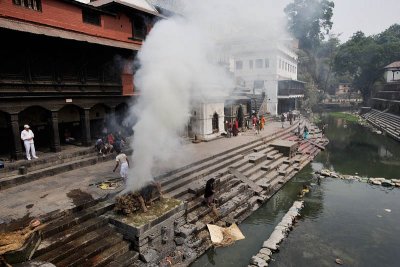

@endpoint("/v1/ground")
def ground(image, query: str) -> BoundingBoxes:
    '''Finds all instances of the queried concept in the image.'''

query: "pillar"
[8,113,23,160]
[49,111,61,152]
[80,108,91,146]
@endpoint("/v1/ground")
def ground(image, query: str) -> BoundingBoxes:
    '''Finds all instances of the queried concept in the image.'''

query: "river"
[191,113,400,267]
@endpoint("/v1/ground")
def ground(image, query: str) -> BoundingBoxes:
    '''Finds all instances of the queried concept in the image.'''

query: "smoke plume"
[125,0,287,192]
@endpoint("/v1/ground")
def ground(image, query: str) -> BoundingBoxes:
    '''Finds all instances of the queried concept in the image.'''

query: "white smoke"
[125,0,287,192]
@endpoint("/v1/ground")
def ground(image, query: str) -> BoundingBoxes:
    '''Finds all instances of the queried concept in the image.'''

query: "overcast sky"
[276,0,400,43]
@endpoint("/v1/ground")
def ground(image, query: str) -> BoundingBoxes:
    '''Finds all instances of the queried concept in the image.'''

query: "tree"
[285,0,335,50]
[333,24,400,102]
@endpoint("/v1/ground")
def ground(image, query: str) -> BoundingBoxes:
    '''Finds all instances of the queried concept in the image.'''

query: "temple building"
[372,61,400,115]
[0,0,161,160]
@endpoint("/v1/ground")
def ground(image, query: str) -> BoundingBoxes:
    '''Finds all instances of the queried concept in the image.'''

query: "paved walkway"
[0,120,298,227]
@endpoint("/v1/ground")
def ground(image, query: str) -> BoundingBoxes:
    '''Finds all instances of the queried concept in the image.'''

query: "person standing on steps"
[113,152,130,181]
[281,113,285,128]
[20,125,38,161]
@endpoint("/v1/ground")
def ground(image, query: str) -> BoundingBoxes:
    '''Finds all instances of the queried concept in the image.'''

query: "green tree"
[285,0,335,50]
[333,24,400,102]
[285,0,336,111]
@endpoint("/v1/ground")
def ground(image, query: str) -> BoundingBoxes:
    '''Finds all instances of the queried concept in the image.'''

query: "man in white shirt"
[113,152,130,180]
[20,125,38,160]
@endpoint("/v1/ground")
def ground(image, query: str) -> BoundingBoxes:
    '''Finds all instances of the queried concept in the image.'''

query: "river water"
[191,113,400,267]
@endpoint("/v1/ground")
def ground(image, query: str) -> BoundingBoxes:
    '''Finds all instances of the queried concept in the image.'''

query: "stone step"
[0,152,117,190]
[54,233,124,267]
[186,178,241,214]
[36,226,114,263]
[0,147,98,176]
[104,251,139,267]
[163,154,244,196]
[83,239,130,267]
[187,182,247,224]
[261,155,285,172]
[41,201,114,239]
[34,216,109,258]
[158,140,265,186]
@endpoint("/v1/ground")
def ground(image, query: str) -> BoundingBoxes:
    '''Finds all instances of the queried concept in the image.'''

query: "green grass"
[329,112,359,122]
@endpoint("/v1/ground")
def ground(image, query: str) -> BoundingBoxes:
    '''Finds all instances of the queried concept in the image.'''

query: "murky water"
[191,113,400,267]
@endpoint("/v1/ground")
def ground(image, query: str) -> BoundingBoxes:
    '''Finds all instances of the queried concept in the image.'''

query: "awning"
[0,17,141,51]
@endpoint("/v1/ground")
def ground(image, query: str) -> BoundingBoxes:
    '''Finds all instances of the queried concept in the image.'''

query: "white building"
[384,61,400,83]
[227,39,304,115]
[188,99,225,141]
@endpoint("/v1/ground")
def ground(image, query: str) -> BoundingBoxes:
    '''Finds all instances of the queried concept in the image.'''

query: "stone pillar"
[80,108,91,146]
[49,111,61,152]
[8,113,23,160]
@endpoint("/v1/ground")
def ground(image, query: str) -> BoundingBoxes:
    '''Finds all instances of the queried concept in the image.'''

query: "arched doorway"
[58,104,82,145]
[212,112,219,133]
[19,106,51,152]
[0,111,12,159]
[90,104,110,139]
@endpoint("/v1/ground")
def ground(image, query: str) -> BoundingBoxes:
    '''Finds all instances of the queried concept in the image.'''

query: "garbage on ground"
[335,258,344,265]
[90,178,123,190]
[207,223,245,247]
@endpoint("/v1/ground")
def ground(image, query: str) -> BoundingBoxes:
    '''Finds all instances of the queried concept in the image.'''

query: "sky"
[276,0,400,43]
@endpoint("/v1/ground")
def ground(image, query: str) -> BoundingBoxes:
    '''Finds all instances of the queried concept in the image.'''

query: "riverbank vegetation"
[284,0,400,109]
[329,112,359,122]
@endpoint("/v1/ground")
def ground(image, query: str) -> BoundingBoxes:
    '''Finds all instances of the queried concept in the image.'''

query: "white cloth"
[21,129,34,144]
[116,153,128,164]
[21,129,36,159]
[24,142,36,160]
[120,162,129,179]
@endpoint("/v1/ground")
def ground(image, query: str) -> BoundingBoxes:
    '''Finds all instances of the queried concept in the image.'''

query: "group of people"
[95,129,126,156]
[251,114,266,135]
[225,119,240,137]
[280,110,298,128]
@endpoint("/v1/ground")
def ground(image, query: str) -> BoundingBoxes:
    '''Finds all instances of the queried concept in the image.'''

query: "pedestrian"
[260,115,266,130]
[289,110,293,125]
[252,115,257,132]
[227,121,232,138]
[280,113,285,128]
[113,152,130,180]
[20,125,38,160]
[303,125,309,139]
[204,178,215,207]
[233,118,239,136]
[322,124,327,136]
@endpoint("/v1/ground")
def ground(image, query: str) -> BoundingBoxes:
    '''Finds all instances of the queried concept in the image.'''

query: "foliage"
[333,24,400,102]
[285,0,335,50]
[329,112,359,123]
[285,0,336,111]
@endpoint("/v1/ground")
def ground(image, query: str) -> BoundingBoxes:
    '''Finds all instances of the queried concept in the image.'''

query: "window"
[285,62,288,71]
[82,9,101,26]
[132,15,147,40]
[255,59,263,68]
[249,60,253,69]
[13,0,42,11]
[279,59,282,69]
[235,60,243,70]
[265,59,270,68]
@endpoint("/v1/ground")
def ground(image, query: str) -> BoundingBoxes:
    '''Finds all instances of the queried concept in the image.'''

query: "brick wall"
[0,0,141,46]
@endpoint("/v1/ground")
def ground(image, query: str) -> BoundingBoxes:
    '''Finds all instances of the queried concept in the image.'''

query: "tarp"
[207,223,245,247]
